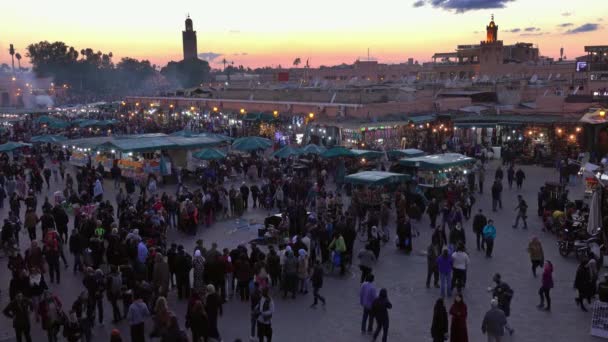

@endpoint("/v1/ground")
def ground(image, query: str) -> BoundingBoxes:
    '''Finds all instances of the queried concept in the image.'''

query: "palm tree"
[9,44,15,73]
[293,57,301,68]
[15,53,22,72]
[221,58,227,71]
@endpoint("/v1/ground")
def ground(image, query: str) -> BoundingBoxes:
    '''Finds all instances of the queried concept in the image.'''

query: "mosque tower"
[486,14,498,43]
[182,15,198,60]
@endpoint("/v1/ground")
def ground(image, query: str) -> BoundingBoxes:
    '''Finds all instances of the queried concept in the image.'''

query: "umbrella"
[271,146,302,159]
[232,136,272,152]
[192,148,227,160]
[321,146,356,158]
[0,141,32,152]
[302,144,326,155]
[31,135,68,144]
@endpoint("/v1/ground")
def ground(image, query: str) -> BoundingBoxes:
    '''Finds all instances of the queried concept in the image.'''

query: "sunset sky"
[1,0,606,69]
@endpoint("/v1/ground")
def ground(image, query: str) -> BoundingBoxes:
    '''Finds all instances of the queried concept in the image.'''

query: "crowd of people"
[0,131,606,342]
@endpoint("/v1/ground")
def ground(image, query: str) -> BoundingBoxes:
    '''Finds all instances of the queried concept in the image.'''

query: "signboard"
[591,301,608,338]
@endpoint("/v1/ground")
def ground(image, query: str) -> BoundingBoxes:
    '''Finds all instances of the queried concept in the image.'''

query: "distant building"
[182,15,198,60]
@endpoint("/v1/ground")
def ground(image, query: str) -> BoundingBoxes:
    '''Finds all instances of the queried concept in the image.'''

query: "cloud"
[422,0,515,13]
[520,32,547,37]
[198,52,223,62]
[507,28,521,33]
[558,23,573,27]
[565,23,600,34]
[413,0,425,7]
[524,27,541,32]
[561,12,572,17]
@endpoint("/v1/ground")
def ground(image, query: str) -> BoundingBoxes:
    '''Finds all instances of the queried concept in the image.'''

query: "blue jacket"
[482,224,496,240]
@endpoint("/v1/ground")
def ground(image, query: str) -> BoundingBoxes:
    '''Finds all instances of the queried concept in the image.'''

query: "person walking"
[437,248,453,298]
[490,274,514,335]
[431,298,448,342]
[126,293,149,342]
[256,287,274,342]
[482,220,496,258]
[360,274,377,334]
[372,288,392,342]
[3,292,34,342]
[481,298,507,342]
[358,244,376,284]
[574,260,593,312]
[427,198,439,229]
[472,209,487,251]
[538,261,553,311]
[426,243,439,289]
[491,180,502,212]
[310,259,326,308]
[451,243,470,294]
[449,294,468,342]
[507,165,514,190]
[515,168,526,190]
[527,237,544,277]
[512,195,528,229]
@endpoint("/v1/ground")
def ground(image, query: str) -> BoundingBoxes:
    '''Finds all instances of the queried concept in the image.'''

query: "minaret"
[486,14,498,43]
[182,15,198,60]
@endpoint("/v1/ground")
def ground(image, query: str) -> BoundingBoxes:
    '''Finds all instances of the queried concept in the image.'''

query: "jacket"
[482,224,496,240]
[472,214,487,234]
[358,249,376,269]
[527,240,544,261]
[437,254,453,274]
[481,307,507,337]
[359,282,377,309]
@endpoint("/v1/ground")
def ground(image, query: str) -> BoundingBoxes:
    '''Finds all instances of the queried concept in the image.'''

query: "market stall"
[399,153,475,188]
[387,148,426,160]
[344,171,410,186]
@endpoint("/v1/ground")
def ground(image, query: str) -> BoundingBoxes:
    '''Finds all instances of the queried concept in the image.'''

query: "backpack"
[44,231,59,253]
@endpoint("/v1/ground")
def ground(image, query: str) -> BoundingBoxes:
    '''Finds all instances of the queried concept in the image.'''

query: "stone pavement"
[0,160,602,342]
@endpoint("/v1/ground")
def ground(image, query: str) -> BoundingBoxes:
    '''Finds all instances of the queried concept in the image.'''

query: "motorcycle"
[559,227,602,261]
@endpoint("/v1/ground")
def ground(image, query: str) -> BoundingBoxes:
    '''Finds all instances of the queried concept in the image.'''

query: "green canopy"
[192,148,227,160]
[0,141,32,152]
[302,144,326,155]
[350,149,384,159]
[321,146,356,158]
[170,130,233,142]
[344,171,410,186]
[31,135,68,144]
[271,146,302,159]
[78,119,101,128]
[232,136,272,152]
[387,148,426,159]
[35,116,56,124]
[48,120,71,129]
[399,153,475,170]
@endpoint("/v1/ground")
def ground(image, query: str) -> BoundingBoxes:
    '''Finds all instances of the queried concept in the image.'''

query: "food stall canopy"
[192,148,227,160]
[31,135,68,143]
[48,120,71,129]
[101,138,177,152]
[167,136,227,149]
[387,148,426,159]
[232,136,273,151]
[321,146,357,158]
[579,109,607,125]
[78,119,118,128]
[170,130,233,142]
[399,153,475,170]
[344,171,410,186]
[35,116,57,124]
[271,146,302,159]
[350,149,384,159]
[0,141,32,152]
[452,114,582,125]
[301,144,326,155]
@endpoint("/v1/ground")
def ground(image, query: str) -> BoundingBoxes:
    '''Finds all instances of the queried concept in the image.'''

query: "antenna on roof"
[367,48,370,61]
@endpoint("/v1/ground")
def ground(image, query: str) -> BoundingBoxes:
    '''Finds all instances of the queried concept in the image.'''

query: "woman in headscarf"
[297,249,309,294]
[431,298,449,342]
[192,250,206,294]
[449,294,468,342]
[527,236,544,277]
